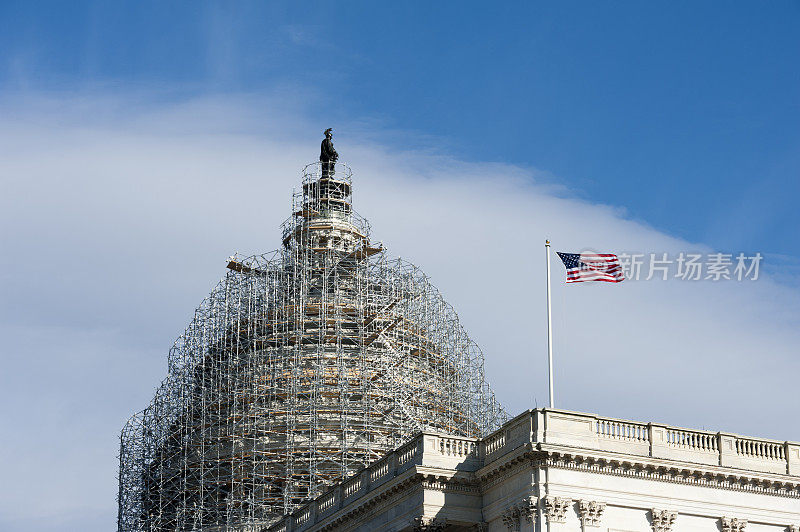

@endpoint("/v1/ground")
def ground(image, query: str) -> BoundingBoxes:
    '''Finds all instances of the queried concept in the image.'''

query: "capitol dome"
[118,159,507,531]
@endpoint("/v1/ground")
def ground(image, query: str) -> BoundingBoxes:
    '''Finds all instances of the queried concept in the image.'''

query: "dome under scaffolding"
[118,161,507,531]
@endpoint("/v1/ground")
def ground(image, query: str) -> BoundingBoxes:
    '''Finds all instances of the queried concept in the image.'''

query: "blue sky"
[2,1,798,259]
[0,2,800,257]
[1,3,800,531]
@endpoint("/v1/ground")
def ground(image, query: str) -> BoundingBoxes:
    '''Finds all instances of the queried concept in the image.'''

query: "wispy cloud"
[1,90,798,531]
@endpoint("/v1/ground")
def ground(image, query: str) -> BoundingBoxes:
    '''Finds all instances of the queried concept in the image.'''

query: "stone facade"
[267,409,800,532]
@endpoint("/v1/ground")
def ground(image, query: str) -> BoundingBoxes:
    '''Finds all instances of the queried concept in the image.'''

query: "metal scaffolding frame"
[118,162,507,531]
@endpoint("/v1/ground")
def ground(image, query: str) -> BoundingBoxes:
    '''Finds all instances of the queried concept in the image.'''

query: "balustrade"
[484,429,506,457]
[398,441,418,467]
[438,436,475,457]
[736,438,785,460]
[296,506,311,526]
[370,457,391,482]
[596,418,649,442]
[317,491,337,513]
[666,428,718,452]
[343,476,362,499]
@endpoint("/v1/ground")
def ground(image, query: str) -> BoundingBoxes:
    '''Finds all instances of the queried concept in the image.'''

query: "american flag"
[556,252,625,283]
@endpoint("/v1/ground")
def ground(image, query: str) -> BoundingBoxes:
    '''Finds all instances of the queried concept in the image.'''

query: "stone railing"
[736,438,786,460]
[666,427,719,452]
[483,428,506,458]
[481,409,800,477]
[596,418,649,442]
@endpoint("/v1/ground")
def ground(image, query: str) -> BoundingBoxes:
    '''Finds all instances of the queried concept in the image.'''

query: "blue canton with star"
[557,252,583,269]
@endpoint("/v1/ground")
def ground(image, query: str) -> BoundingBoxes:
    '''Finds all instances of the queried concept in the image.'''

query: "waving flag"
[556,252,625,283]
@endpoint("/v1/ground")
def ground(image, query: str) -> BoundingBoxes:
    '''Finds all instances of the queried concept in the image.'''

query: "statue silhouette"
[320,128,338,178]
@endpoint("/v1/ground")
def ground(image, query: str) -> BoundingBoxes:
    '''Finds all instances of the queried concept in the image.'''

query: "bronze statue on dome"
[320,128,338,178]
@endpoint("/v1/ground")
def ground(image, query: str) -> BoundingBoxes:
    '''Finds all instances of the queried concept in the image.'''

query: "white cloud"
[1,91,798,530]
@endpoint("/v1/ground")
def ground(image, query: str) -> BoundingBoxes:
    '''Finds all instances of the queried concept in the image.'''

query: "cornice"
[480,455,538,491]
[476,443,800,500]
[313,467,479,531]
[477,443,539,489]
[421,477,480,494]
[315,474,419,531]
[546,449,800,499]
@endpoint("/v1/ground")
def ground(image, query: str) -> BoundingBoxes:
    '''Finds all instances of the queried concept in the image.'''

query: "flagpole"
[545,239,554,409]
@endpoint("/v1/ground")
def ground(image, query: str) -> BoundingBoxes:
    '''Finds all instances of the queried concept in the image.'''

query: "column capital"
[650,509,677,532]
[721,517,748,532]
[500,497,538,531]
[578,500,606,528]
[544,496,572,524]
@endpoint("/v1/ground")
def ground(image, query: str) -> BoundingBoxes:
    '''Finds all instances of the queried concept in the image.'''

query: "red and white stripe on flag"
[557,252,625,283]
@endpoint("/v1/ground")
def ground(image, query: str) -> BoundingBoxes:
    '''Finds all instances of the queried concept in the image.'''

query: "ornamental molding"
[578,500,606,528]
[650,509,677,532]
[315,473,420,531]
[721,517,748,532]
[545,451,800,499]
[316,471,477,531]
[544,496,572,524]
[477,448,800,500]
[420,476,480,494]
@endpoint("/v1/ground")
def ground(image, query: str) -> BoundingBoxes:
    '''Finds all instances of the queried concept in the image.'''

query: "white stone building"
[267,409,800,532]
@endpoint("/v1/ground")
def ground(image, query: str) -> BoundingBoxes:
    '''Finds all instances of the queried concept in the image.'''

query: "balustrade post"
[787,442,800,475]
[336,485,344,511]
[390,450,399,477]
[649,423,667,459]
[310,502,318,526]
[361,468,371,496]
[718,432,736,467]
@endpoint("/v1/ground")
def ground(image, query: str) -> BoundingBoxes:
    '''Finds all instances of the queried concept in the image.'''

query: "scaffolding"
[118,161,508,531]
